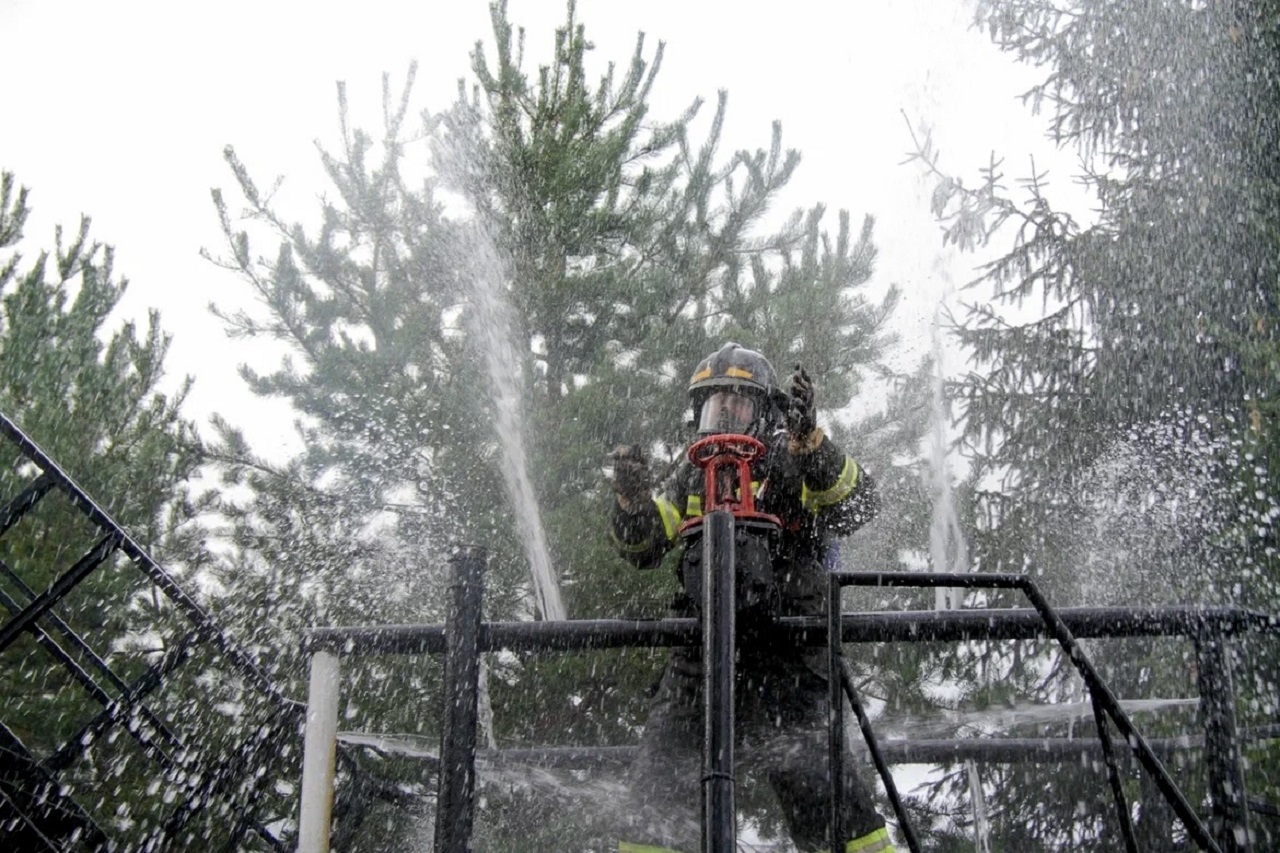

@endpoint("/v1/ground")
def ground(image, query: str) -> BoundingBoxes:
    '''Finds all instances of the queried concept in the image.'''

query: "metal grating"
[0,411,301,851]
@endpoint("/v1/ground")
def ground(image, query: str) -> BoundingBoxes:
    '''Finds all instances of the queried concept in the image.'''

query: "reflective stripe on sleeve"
[844,825,894,852]
[655,496,682,541]
[802,456,860,512]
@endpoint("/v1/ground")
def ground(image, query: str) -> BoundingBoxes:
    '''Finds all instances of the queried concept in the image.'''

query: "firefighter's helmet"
[687,343,784,435]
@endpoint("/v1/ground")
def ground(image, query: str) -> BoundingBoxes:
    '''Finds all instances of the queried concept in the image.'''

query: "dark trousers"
[621,644,886,852]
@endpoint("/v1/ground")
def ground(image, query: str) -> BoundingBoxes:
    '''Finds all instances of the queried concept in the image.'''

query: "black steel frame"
[309,553,1277,853]
[6,408,1271,851]
[824,571,1260,853]
[0,411,301,851]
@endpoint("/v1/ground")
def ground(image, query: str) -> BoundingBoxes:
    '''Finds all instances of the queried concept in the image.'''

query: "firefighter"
[609,342,893,853]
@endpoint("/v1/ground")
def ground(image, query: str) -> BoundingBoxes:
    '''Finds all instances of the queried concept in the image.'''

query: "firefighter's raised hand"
[610,444,653,510]
[786,365,817,441]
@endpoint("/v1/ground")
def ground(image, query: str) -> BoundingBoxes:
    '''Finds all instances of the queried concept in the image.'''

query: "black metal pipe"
[827,574,845,853]
[1091,691,1138,852]
[1138,757,1176,849]
[434,546,486,853]
[304,605,1273,656]
[0,556,187,755]
[0,411,292,710]
[833,570,1029,590]
[0,533,119,655]
[1196,636,1253,852]
[42,628,201,774]
[1013,578,1222,853]
[0,583,183,773]
[0,721,111,850]
[702,511,735,853]
[839,659,922,853]
[0,472,54,538]
[831,571,1225,852]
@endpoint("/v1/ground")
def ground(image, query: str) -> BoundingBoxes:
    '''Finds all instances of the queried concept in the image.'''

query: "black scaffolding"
[0,412,302,851]
[303,548,1278,853]
[3,402,1277,852]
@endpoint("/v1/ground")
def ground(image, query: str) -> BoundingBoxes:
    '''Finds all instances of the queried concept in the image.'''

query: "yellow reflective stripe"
[803,457,860,512]
[619,843,681,853]
[655,496,682,541]
[845,825,893,852]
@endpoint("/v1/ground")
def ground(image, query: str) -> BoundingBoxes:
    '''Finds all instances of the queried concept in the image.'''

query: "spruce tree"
[906,1,1280,848]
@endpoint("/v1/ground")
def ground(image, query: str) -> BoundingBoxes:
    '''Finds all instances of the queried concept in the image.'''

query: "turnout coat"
[610,426,879,618]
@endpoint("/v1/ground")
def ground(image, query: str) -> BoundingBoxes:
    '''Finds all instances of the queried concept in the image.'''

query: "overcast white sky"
[0,0,1085,453]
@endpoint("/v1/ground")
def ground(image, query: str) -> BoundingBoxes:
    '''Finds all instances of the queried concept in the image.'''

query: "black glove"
[786,365,817,440]
[610,444,653,508]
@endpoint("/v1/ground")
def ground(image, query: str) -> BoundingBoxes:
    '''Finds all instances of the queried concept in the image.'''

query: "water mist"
[928,307,969,609]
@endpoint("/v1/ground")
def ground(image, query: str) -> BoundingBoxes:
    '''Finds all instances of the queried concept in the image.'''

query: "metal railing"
[824,571,1259,853]
[300,544,1277,853]
[8,406,1271,851]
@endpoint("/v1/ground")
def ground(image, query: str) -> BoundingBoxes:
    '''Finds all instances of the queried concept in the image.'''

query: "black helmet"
[687,342,783,435]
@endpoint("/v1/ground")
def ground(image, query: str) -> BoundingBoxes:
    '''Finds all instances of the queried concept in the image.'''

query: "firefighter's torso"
[669,437,828,618]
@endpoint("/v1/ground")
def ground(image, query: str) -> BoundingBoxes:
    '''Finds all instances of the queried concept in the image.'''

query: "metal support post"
[702,510,736,853]
[435,546,487,853]
[1196,635,1253,853]
[299,650,341,853]
[827,574,846,853]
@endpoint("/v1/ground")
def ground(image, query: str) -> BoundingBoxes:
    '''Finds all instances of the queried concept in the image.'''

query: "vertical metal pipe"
[1196,635,1253,853]
[702,511,736,853]
[435,546,487,853]
[827,573,846,853]
[299,650,341,853]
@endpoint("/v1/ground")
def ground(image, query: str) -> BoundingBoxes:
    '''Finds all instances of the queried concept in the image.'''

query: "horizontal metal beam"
[342,722,1280,771]
[305,605,1274,656]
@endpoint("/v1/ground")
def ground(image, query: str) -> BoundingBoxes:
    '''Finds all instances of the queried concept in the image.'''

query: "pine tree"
[0,172,222,845]
[206,2,924,848]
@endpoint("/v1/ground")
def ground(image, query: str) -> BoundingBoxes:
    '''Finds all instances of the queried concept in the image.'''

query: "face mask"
[698,390,757,435]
